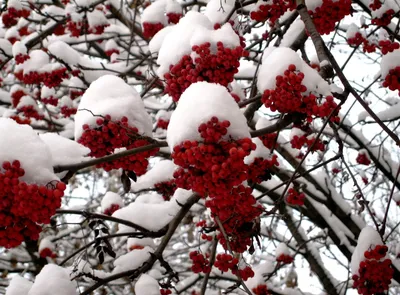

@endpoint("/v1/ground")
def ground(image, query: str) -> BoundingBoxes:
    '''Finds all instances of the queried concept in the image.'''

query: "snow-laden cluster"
[75,75,152,140]
[167,82,249,148]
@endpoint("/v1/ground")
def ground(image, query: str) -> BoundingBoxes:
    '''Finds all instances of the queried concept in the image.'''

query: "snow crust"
[350,226,384,275]
[113,246,153,273]
[142,0,168,24]
[101,191,124,212]
[0,118,57,184]
[6,276,33,295]
[113,188,192,231]
[275,243,291,257]
[74,75,152,140]
[257,47,331,96]
[244,138,271,164]
[48,41,81,65]
[167,82,250,148]
[12,41,27,56]
[28,264,76,295]
[204,0,236,25]
[38,237,54,252]
[131,160,176,191]
[135,274,160,295]
[127,237,155,250]
[39,133,90,166]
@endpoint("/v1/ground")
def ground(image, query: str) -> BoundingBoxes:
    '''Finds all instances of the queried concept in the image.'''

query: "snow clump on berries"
[74,75,152,140]
[166,82,250,149]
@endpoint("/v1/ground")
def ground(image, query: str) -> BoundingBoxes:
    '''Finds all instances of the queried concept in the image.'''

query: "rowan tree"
[0,0,400,295]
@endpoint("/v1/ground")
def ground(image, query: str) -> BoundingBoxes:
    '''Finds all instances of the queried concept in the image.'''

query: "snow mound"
[0,118,57,184]
[135,274,160,295]
[131,160,176,191]
[350,226,385,275]
[113,246,153,273]
[6,276,33,295]
[381,49,400,78]
[28,264,76,295]
[167,82,250,149]
[39,133,90,166]
[257,47,331,96]
[101,191,124,212]
[74,75,152,140]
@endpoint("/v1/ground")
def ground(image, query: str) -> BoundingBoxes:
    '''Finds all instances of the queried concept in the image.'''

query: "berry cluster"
[252,284,270,295]
[60,106,77,118]
[379,40,400,55]
[11,89,27,108]
[15,53,29,65]
[160,289,172,295]
[143,22,165,39]
[17,105,44,121]
[286,188,305,206]
[261,64,339,123]
[236,266,254,281]
[372,9,394,26]
[0,160,66,248]
[247,156,279,184]
[308,0,352,35]
[259,133,278,150]
[189,251,211,274]
[290,134,325,153]
[164,42,246,102]
[369,0,382,10]
[214,253,239,272]
[347,33,376,53]
[41,96,58,106]
[103,204,120,216]
[356,152,371,166]
[250,0,295,23]
[172,117,255,196]
[166,12,182,24]
[154,180,177,200]
[276,254,294,264]
[78,115,158,175]
[39,247,57,258]
[352,245,393,295]
[16,68,69,88]
[382,66,400,93]
[105,48,120,57]
[156,118,170,129]
[1,7,30,28]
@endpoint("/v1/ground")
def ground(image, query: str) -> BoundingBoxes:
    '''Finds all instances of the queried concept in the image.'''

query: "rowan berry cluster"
[189,251,211,273]
[308,0,352,35]
[166,12,182,24]
[261,64,339,122]
[286,188,305,206]
[160,289,172,295]
[214,253,239,272]
[9,115,31,125]
[259,133,278,149]
[39,247,57,258]
[369,0,382,10]
[16,68,69,88]
[172,117,255,196]
[250,0,295,23]
[103,204,120,216]
[0,160,66,248]
[347,33,376,53]
[1,7,30,28]
[17,105,44,121]
[156,118,170,129]
[236,266,255,281]
[371,9,394,26]
[379,40,400,55]
[252,284,270,295]
[276,254,294,264]
[164,42,246,102]
[247,156,279,184]
[15,53,29,65]
[41,96,58,106]
[154,180,177,200]
[382,66,400,93]
[78,115,158,175]
[143,22,165,39]
[356,152,371,166]
[11,89,26,108]
[60,106,77,118]
[290,134,325,152]
[352,245,393,295]
[105,48,120,57]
